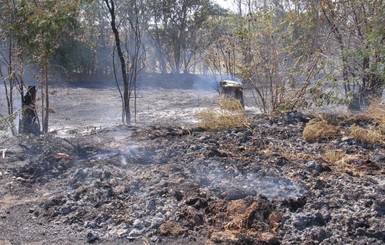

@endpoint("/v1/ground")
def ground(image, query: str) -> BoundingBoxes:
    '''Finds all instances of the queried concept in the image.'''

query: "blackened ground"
[1,112,385,244]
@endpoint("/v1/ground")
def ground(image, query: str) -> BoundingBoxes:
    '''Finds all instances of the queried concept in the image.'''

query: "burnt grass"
[1,112,385,244]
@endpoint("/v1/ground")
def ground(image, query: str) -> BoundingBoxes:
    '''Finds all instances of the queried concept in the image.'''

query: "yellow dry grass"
[318,113,349,126]
[322,150,345,163]
[333,154,374,177]
[344,99,385,144]
[196,111,248,130]
[195,96,248,130]
[349,124,384,144]
[302,100,385,144]
[303,119,340,143]
[218,96,244,112]
[364,99,385,125]
[279,149,317,162]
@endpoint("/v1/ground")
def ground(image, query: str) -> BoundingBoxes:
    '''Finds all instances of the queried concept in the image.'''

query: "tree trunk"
[43,61,49,133]
[1,37,17,135]
[105,0,131,124]
[153,22,167,74]
[174,39,181,74]
[21,86,40,135]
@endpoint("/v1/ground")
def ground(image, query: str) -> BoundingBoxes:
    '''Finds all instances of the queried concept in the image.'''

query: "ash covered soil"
[1,84,385,244]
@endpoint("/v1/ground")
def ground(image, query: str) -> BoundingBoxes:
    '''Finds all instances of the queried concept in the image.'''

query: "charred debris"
[1,110,385,244]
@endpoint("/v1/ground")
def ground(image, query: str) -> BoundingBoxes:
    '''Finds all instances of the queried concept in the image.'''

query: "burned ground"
[1,111,385,244]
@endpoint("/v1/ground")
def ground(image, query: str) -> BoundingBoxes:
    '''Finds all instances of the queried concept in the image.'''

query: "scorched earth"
[1,82,385,244]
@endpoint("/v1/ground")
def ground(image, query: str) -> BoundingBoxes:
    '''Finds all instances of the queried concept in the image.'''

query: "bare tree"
[104,0,144,124]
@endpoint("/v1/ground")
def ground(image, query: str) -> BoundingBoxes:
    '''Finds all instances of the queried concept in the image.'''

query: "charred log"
[20,86,40,135]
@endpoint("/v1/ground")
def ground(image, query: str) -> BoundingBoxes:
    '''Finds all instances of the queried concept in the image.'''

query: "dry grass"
[279,149,318,162]
[349,99,385,124]
[333,154,374,177]
[196,110,248,130]
[364,99,385,125]
[218,96,244,111]
[195,96,248,130]
[349,124,384,144]
[302,100,385,144]
[322,150,345,163]
[303,119,340,143]
[318,113,348,126]
[345,100,385,144]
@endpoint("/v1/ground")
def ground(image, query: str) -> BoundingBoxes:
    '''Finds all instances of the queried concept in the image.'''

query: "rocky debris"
[1,112,385,244]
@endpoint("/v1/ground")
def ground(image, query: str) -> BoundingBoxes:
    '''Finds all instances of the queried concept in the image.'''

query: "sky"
[213,0,236,10]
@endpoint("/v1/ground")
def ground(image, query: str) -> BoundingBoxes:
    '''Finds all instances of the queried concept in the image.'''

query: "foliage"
[2,0,385,133]
[207,2,327,113]
[51,33,95,81]
[13,0,80,61]
[146,0,225,74]
[321,0,385,109]
[10,0,82,133]
[205,0,385,112]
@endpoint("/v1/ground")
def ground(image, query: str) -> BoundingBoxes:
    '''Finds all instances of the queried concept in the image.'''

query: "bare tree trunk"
[153,22,167,74]
[112,48,125,123]
[1,36,17,135]
[104,0,131,124]
[41,74,45,132]
[128,0,142,124]
[174,40,181,74]
[8,37,14,117]
[43,61,49,133]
